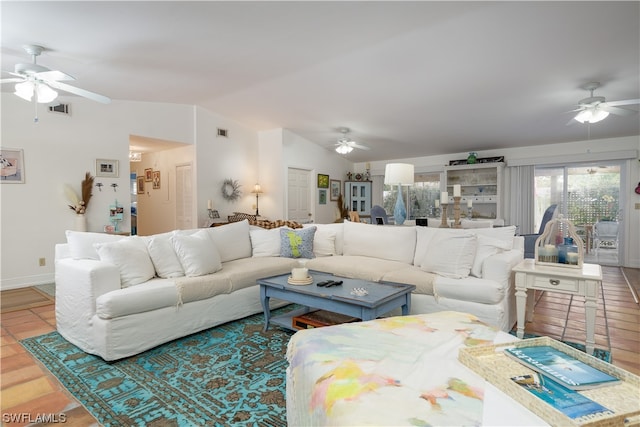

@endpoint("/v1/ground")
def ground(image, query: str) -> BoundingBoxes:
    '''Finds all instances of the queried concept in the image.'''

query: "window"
[383,172,441,219]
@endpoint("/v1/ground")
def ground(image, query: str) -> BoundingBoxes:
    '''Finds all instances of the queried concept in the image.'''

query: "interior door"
[287,168,312,223]
[175,163,193,230]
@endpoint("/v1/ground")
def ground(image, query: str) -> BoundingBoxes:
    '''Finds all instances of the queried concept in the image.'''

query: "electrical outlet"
[39,257,46,267]
[635,203,640,210]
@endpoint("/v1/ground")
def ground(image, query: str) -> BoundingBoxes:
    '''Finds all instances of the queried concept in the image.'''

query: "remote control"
[317,280,332,287]
[326,280,343,287]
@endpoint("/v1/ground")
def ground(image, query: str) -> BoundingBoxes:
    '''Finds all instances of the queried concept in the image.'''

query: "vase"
[75,214,87,232]
[467,152,477,164]
[393,183,407,225]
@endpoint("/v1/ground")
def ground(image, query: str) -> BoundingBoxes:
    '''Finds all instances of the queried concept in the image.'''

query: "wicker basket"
[459,337,640,426]
[534,215,585,269]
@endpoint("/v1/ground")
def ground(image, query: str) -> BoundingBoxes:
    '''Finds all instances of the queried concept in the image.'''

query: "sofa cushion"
[471,235,512,278]
[305,255,408,282]
[313,226,337,257]
[434,275,506,305]
[413,226,439,266]
[206,219,252,262]
[174,273,233,304]
[309,223,344,255]
[473,225,516,250]
[250,227,282,257]
[94,237,156,288]
[421,231,477,279]
[146,232,185,278]
[343,221,416,264]
[96,278,179,319]
[280,227,316,259]
[381,267,437,295]
[171,230,222,277]
[222,257,301,292]
[66,230,124,260]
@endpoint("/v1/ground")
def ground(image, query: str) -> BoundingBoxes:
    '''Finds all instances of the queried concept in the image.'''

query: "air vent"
[217,128,228,138]
[48,103,71,115]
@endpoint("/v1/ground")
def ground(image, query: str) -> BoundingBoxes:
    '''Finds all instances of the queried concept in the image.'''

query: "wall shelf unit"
[444,162,504,220]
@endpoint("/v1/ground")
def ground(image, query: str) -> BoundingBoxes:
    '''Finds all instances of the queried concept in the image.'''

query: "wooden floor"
[1,266,638,425]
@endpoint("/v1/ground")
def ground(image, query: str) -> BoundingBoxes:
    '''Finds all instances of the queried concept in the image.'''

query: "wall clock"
[221,178,242,201]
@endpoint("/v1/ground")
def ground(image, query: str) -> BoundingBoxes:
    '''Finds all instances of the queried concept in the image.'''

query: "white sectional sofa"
[55,219,523,361]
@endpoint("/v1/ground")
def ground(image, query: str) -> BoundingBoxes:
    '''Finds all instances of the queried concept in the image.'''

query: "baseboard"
[1,273,55,291]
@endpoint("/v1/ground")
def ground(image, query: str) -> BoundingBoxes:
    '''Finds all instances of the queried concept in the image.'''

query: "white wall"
[0,96,195,288]
[281,129,352,224]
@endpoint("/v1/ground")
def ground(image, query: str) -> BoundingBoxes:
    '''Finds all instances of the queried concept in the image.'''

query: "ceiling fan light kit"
[570,81,638,124]
[14,80,58,103]
[334,127,369,154]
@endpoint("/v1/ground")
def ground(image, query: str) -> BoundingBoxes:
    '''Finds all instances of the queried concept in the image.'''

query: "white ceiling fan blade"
[606,99,640,107]
[36,70,75,82]
[47,81,111,104]
[350,142,370,150]
[0,77,25,83]
[600,105,637,116]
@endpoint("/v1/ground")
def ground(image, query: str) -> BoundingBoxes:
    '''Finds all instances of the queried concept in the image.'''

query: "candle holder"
[439,204,450,228]
[453,196,462,228]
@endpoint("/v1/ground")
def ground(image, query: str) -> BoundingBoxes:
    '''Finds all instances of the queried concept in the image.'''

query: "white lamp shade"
[335,144,353,154]
[14,81,58,104]
[574,107,610,124]
[384,163,415,185]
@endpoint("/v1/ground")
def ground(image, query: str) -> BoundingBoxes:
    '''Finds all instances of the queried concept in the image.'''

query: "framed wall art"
[137,176,145,194]
[96,159,119,178]
[0,147,25,183]
[144,168,153,182]
[317,173,329,189]
[318,189,327,205]
[152,170,161,189]
[330,179,341,201]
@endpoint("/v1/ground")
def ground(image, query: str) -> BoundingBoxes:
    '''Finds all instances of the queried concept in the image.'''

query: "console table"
[512,259,602,355]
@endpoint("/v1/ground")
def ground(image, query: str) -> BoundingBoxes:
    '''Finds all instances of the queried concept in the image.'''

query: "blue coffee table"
[259,270,415,331]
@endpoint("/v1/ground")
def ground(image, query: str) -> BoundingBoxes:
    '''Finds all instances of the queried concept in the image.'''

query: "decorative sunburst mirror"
[221,178,242,201]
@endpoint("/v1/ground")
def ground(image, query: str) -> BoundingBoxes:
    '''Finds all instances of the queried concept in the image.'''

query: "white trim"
[506,150,638,167]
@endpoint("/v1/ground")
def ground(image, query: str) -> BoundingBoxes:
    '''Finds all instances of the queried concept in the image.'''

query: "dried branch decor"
[65,172,94,214]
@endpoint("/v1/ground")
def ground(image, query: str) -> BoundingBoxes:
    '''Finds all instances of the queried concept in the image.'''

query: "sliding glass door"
[534,163,622,266]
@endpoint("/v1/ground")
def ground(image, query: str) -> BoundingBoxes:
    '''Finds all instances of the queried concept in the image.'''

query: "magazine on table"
[511,373,614,421]
[505,345,620,390]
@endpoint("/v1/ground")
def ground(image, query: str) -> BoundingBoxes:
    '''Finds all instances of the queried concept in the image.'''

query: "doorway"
[534,162,622,266]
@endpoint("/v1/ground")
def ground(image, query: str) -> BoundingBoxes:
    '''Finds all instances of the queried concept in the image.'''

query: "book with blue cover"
[505,345,620,390]
[511,373,614,420]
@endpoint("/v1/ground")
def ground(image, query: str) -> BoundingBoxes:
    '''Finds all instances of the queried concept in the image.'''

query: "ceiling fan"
[334,128,370,154]
[1,45,111,105]
[568,82,639,125]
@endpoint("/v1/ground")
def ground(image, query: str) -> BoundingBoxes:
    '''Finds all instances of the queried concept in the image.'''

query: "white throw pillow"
[470,235,512,278]
[206,219,252,262]
[421,231,477,279]
[473,226,516,250]
[94,237,156,288]
[146,233,185,278]
[170,230,222,277]
[313,227,337,257]
[66,230,124,260]
[250,228,282,257]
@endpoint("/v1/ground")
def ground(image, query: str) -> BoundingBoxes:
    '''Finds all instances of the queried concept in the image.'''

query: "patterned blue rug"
[21,308,296,426]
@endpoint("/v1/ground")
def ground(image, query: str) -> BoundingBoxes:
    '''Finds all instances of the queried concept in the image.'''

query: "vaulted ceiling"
[2,1,639,162]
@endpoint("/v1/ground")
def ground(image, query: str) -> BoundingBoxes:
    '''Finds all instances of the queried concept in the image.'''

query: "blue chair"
[370,205,389,225]
[523,204,558,258]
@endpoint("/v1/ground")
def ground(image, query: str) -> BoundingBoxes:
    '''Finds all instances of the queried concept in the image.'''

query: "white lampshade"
[14,81,58,104]
[384,163,415,186]
[574,107,609,124]
[252,183,263,194]
[335,144,354,154]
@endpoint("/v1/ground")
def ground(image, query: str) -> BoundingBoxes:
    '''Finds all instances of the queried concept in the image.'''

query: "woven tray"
[458,337,640,427]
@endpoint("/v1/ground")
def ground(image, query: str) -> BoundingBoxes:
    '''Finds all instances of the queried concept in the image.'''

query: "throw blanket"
[286,311,502,426]
[174,275,233,306]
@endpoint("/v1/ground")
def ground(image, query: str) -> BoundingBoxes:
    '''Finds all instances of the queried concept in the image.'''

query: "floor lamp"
[384,163,415,225]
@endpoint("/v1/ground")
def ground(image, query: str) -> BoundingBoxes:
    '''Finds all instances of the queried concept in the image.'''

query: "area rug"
[509,331,612,362]
[21,308,296,427]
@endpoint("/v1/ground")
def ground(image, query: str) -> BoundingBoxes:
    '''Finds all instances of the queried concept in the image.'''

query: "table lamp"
[384,163,415,225]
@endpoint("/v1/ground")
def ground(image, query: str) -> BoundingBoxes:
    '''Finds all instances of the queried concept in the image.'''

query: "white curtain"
[506,165,535,234]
